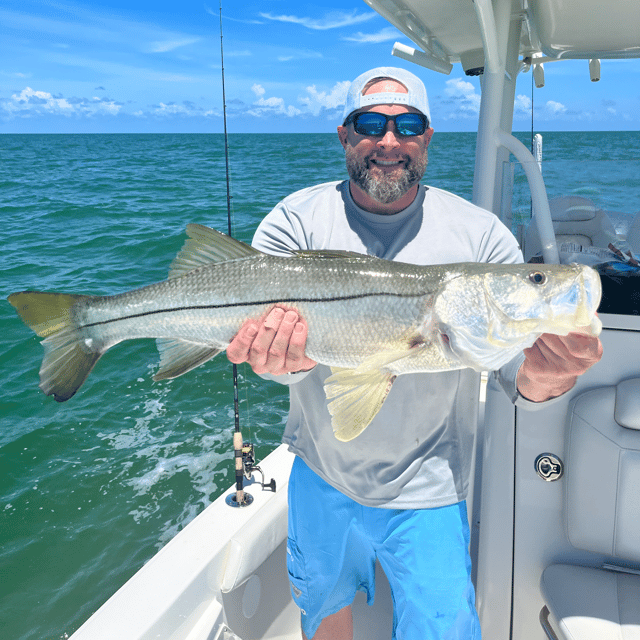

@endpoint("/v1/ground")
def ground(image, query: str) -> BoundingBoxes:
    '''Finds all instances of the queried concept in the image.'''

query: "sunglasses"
[343,112,429,137]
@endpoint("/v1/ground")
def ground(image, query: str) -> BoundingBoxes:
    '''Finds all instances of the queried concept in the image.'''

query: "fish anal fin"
[153,338,223,380]
[168,224,260,278]
[325,366,396,442]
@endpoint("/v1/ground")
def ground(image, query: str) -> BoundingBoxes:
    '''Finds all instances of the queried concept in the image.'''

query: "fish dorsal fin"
[169,224,260,278]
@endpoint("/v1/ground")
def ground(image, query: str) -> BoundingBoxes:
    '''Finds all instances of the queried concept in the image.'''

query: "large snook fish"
[8,224,601,441]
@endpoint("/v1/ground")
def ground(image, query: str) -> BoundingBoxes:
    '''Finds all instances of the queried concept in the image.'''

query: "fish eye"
[529,271,547,285]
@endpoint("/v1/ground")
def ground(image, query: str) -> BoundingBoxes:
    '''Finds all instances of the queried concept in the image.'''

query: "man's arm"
[226,307,317,376]
[516,331,603,402]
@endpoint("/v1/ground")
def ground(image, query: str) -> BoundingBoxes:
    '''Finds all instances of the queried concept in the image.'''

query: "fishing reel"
[226,441,276,508]
[241,442,276,492]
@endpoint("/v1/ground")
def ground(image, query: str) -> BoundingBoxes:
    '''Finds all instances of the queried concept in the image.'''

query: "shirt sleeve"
[480,216,525,265]
[252,200,308,255]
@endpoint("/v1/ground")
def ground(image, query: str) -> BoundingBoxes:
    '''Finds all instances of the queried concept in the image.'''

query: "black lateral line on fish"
[81,291,423,330]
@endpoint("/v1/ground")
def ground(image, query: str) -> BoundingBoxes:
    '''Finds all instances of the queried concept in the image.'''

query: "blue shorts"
[286,457,481,640]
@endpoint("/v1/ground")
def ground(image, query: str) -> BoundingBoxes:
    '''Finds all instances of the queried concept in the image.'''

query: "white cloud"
[442,78,481,117]
[205,4,263,25]
[259,10,376,30]
[139,101,218,119]
[0,5,201,60]
[248,84,301,118]
[300,81,351,116]
[1,87,122,118]
[342,27,400,43]
[545,100,567,115]
[514,94,532,116]
[147,102,214,117]
[257,96,286,109]
[147,38,201,53]
[153,102,191,115]
[0,70,30,78]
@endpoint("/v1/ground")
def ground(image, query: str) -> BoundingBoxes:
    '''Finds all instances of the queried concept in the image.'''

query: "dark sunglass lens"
[354,113,386,135]
[395,114,426,136]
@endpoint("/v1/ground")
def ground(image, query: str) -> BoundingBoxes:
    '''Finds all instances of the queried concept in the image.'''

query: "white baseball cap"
[342,67,431,125]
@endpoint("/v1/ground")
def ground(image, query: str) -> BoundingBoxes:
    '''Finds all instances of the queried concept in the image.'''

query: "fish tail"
[8,291,103,402]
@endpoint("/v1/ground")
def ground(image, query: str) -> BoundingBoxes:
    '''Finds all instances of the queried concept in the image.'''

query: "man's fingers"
[249,308,289,371]
[523,332,603,380]
[269,310,299,358]
[285,321,317,372]
[227,321,259,364]
[264,307,286,331]
[226,306,315,375]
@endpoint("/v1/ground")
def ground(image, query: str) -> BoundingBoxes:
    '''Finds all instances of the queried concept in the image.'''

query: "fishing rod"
[219,3,275,508]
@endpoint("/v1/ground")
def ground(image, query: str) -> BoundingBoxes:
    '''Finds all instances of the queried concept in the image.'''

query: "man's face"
[338,103,434,206]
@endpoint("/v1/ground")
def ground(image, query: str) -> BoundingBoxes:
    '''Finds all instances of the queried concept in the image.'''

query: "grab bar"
[539,606,561,640]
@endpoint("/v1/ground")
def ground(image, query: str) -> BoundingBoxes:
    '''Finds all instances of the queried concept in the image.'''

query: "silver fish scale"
[73,254,447,364]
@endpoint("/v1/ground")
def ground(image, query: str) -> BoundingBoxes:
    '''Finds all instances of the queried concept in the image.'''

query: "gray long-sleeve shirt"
[252,180,535,508]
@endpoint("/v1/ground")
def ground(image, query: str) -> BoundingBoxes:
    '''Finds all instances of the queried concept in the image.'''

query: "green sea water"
[1,131,639,640]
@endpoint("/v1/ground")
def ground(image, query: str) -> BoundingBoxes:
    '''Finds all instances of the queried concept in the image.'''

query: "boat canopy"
[363,0,640,78]
[364,0,640,265]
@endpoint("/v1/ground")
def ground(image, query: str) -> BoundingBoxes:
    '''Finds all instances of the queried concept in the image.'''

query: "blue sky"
[2,0,639,134]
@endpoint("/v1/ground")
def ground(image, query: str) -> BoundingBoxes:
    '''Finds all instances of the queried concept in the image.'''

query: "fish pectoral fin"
[168,224,261,278]
[153,338,223,380]
[324,367,397,442]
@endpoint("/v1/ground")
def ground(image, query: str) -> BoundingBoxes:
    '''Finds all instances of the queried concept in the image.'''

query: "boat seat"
[541,564,640,640]
[524,195,617,262]
[220,485,288,593]
[540,378,640,640]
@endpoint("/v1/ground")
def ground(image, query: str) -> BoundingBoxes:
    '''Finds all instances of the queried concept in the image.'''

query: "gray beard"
[345,147,428,205]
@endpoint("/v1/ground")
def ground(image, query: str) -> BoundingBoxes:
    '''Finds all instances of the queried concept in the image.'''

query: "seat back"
[524,195,617,262]
[565,378,640,563]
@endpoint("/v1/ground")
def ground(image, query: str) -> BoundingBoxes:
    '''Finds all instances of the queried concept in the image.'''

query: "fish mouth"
[546,266,602,335]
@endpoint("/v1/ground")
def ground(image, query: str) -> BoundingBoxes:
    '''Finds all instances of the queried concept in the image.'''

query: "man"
[227,67,602,640]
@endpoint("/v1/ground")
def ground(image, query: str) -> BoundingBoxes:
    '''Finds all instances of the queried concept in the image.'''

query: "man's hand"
[516,330,603,402]
[227,307,317,376]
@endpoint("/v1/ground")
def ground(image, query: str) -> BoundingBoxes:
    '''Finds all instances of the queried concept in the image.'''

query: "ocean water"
[1,131,639,640]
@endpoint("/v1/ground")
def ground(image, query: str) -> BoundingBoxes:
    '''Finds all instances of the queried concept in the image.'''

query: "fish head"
[433,263,602,371]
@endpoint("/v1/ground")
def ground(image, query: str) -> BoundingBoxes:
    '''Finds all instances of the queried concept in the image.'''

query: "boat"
[69,1,640,639]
